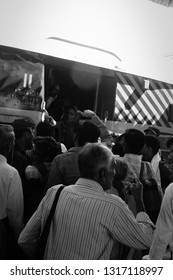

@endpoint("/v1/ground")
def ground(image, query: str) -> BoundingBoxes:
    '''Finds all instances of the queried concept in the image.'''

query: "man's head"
[0,125,15,160]
[36,121,55,138]
[33,136,62,162]
[61,104,79,124]
[144,126,160,137]
[123,129,145,154]
[142,135,160,162]
[78,142,115,190]
[12,117,35,150]
[74,121,100,147]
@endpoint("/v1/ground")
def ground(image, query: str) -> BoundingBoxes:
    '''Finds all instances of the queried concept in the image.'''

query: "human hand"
[43,111,56,126]
[77,109,95,119]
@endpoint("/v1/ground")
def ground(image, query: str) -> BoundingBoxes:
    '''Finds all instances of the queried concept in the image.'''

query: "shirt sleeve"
[6,170,24,237]
[111,201,155,250]
[149,183,173,259]
[18,187,57,257]
[91,114,111,141]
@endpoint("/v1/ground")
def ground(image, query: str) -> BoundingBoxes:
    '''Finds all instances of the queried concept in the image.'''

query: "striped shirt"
[18,178,154,259]
[149,183,173,259]
[0,154,24,237]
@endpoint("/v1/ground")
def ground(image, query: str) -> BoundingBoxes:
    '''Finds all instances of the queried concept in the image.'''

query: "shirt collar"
[75,178,104,193]
[123,153,142,162]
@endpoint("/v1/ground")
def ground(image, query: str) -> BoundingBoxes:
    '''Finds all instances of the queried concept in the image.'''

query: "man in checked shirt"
[18,142,155,259]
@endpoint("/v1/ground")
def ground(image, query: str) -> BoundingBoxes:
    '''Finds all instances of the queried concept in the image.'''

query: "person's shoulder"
[4,162,21,178]
[105,192,127,208]
[165,182,173,195]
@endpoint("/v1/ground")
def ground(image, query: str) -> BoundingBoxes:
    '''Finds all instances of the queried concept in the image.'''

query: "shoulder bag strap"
[139,161,144,181]
[35,185,64,259]
[45,185,64,229]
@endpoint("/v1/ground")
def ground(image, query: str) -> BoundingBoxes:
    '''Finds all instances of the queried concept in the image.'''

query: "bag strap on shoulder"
[34,185,64,259]
[139,161,144,181]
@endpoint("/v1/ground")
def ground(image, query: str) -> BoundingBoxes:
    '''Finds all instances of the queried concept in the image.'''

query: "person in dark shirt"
[11,117,36,222]
[142,135,173,193]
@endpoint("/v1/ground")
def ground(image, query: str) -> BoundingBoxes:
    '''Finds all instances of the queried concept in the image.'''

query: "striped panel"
[114,72,173,128]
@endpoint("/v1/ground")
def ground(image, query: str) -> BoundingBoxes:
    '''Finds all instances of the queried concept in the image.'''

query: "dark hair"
[60,105,78,121]
[145,135,160,155]
[114,158,128,181]
[123,129,145,154]
[36,121,55,138]
[75,121,100,146]
[78,142,112,179]
[12,117,35,139]
[33,136,62,162]
[112,142,124,156]
[0,125,14,155]
[166,137,173,148]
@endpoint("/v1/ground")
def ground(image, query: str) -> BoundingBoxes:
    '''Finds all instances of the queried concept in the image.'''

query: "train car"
[0,43,173,158]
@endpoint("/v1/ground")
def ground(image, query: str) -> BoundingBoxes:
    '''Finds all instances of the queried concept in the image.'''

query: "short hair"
[123,129,145,154]
[166,137,173,148]
[75,121,100,146]
[33,136,62,161]
[0,125,14,155]
[36,121,55,138]
[144,126,160,137]
[145,135,160,155]
[12,117,35,139]
[78,142,112,179]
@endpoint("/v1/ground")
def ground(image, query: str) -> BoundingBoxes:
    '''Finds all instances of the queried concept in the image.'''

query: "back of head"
[78,142,112,180]
[11,117,35,139]
[124,128,145,154]
[36,121,55,138]
[75,121,100,146]
[33,136,62,162]
[0,125,14,156]
[144,126,160,137]
[145,135,160,155]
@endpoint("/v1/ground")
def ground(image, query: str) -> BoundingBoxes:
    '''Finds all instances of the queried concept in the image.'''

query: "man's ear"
[99,168,106,182]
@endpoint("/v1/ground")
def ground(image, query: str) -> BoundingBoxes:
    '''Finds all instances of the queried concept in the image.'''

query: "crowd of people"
[1,103,173,260]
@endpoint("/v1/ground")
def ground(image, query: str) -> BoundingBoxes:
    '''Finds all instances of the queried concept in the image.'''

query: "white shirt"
[18,178,154,259]
[149,183,173,259]
[0,154,24,236]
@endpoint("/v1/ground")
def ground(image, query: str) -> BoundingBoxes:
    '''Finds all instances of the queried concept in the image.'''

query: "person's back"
[149,182,173,259]
[122,129,162,223]
[25,136,62,221]
[143,135,173,193]
[11,117,35,186]
[0,125,24,259]
[45,121,100,192]
[122,129,154,182]
[18,142,154,260]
